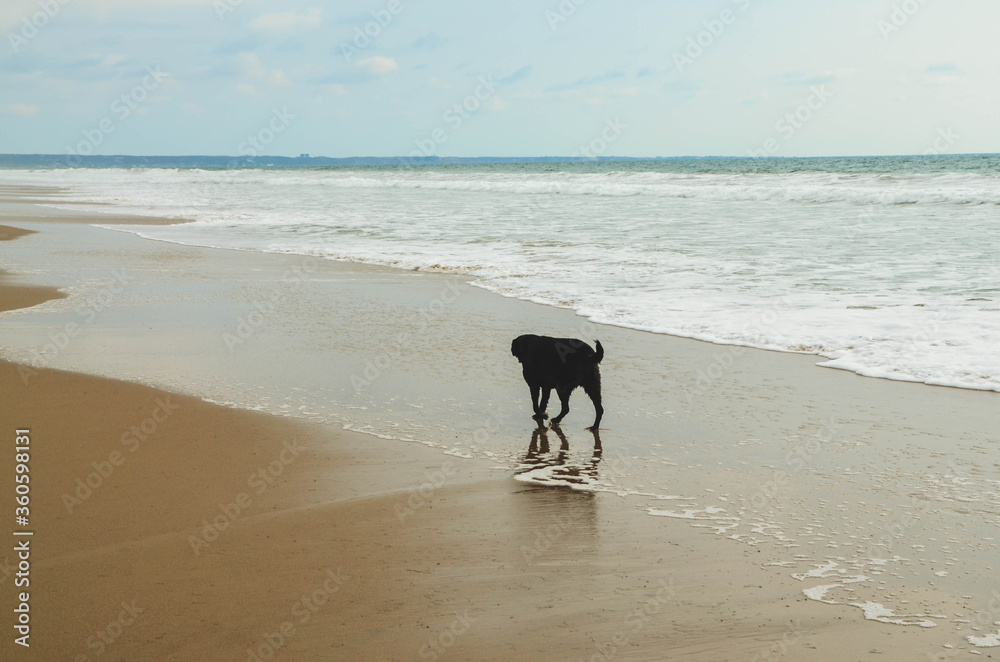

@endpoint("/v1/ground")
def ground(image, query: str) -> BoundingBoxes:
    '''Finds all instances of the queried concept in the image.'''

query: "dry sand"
[0,189,996,660]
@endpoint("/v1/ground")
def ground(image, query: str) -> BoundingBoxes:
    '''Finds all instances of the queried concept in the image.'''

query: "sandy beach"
[2,188,999,661]
[0,226,65,313]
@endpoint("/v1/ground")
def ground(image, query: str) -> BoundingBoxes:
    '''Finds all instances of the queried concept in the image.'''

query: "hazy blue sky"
[1,0,997,158]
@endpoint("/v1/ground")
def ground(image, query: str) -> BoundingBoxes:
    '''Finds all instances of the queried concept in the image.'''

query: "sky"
[1,0,998,158]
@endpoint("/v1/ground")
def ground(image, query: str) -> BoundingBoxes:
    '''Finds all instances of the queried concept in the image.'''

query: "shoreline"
[12,162,1000,396]
[18,179,1000,396]
[0,222,66,312]
[2,189,999,659]
[67,207,1000,396]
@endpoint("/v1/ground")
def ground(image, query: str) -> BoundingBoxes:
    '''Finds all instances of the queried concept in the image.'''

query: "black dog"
[510,334,604,430]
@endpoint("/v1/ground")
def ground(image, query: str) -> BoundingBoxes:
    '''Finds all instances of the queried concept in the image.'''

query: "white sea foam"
[647,505,730,520]
[5,164,997,393]
[968,631,1000,647]
[803,585,839,603]
[849,602,939,628]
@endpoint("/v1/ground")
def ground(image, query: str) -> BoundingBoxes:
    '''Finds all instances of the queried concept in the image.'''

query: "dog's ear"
[511,337,521,359]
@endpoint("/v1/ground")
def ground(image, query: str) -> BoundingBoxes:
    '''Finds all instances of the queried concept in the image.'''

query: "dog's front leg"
[538,388,551,419]
[530,384,542,419]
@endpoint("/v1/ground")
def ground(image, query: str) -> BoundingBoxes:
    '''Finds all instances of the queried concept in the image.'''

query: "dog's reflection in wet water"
[515,422,603,489]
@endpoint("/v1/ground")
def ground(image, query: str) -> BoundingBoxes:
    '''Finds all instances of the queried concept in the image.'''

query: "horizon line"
[0,152,997,162]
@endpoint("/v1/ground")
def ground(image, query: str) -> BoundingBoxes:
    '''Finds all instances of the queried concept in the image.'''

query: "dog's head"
[510,335,527,362]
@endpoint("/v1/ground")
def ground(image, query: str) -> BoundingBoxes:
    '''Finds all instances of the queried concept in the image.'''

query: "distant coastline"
[0,152,996,170]
[0,153,692,169]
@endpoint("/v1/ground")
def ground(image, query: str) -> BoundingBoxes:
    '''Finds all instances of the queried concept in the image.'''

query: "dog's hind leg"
[551,386,573,425]
[584,373,603,430]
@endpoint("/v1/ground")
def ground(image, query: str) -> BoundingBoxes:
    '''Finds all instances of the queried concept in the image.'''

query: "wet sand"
[0,224,65,312]
[0,268,65,314]
[0,356,940,661]
[1,188,997,660]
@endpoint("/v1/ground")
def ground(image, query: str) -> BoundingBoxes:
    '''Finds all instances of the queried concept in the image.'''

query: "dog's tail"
[593,340,604,364]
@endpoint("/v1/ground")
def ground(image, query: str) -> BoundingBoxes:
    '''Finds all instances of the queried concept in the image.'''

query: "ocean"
[4,154,999,392]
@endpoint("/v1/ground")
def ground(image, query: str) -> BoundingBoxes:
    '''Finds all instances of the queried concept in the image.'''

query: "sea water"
[5,155,999,391]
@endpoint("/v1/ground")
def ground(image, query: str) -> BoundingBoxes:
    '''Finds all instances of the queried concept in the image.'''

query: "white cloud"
[0,0,200,32]
[236,53,267,78]
[357,57,398,75]
[237,83,261,97]
[357,56,398,75]
[8,103,38,117]
[270,70,291,87]
[491,96,508,111]
[235,53,292,88]
[103,54,130,67]
[180,102,205,116]
[828,68,857,79]
[250,8,322,33]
